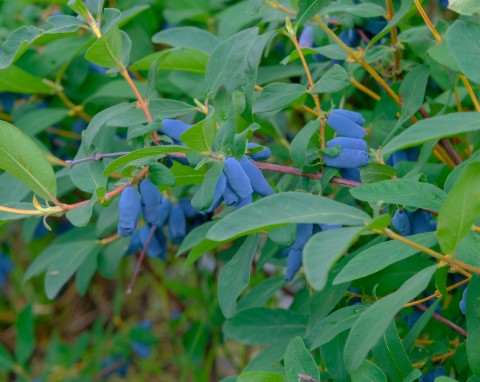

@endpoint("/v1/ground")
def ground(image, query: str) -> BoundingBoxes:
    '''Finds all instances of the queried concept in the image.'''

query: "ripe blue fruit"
[299,24,314,48]
[330,109,365,125]
[223,157,254,198]
[167,204,187,243]
[236,194,253,208]
[327,137,367,150]
[0,253,13,288]
[179,198,200,218]
[460,287,467,315]
[320,224,342,231]
[139,179,162,224]
[223,183,240,206]
[238,156,274,196]
[158,119,192,144]
[392,209,411,236]
[153,198,172,228]
[324,148,369,168]
[292,224,314,251]
[326,114,366,139]
[408,210,433,235]
[247,143,272,161]
[340,168,361,182]
[126,230,142,255]
[338,29,360,47]
[118,186,142,237]
[285,249,303,282]
[208,173,227,212]
[131,320,154,359]
[138,226,165,259]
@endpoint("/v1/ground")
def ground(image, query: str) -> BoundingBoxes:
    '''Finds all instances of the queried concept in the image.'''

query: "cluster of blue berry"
[284,223,341,281]
[209,152,274,212]
[324,109,369,182]
[391,209,436,236]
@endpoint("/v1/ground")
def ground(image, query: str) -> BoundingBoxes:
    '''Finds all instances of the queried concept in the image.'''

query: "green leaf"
[66,193,96,227]
[67,0,91,19]
[103,145,189,176]
[0,66,53,94]
[403,299,440,353]
[0,343,15,371]
[321,2,385,17]
[152,26,219,53]
[237,276,285,311]
[16,108,69,136]
[438,162,480,255]
[0,120,57,200]
[382,112,480,155]
[284,337,319,382]
[350,179,447,212]
[85,26,123,69]
[84,79,150,103]
[448,0,480,16]
[180,106,216,153]
[467,275,480,376]
[372,321,413,380]
[75,249,98,296]
[130,47,209,72]
[218,234,260,318]
[447,21,480,83]
[15,305,35,365]
[296,0,329,25]
[45,240,102,299]
[223,307,308,345]
[84,103,135,148]
[305,305,369,350]
[206,192,372,242]
[253,82,307,114]
[191,162,224,211]
[290,120,320,168]
[360,163,397,184]
[334,233,437,284]
[304,227,364,290]
[393,64,430,133]
[98,238,128,279]
[351,360,387,382]
[0,26,43,69]
[344,266,436,372]
[70,142,107,193]
[238,371,285,382]
[150,99,198,118]
[312,64,350,94]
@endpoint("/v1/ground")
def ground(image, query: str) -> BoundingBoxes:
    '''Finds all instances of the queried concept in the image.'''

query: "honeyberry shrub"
[0,0,480,380]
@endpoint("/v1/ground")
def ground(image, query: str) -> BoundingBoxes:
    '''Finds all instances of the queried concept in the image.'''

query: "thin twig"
[126,225,157,294]
[415,304,467,337]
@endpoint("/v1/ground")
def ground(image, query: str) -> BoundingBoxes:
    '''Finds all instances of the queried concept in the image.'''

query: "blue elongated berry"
[247,143,272,161]
[154,229,167,260]
[326,114,366,139]
[159,119,192,144]
[299,24,314,48]
[238,156,274,196]
[208,173,227,212]
[138,226,165,258]
[285,249,303,282]
[126,230,142,255]
[223,157,253,198]
[327,137,367,150]
[168,204,187,243]
[431,368,446,380]
[223,183,239,206]
[330,109,366,125]
[131,320,154,359]
[139,179,162,224]
[118,186,142,237]
[88,62,107,75]
[320,224,342,231]
[324,148,369,169]
[390,150,409,166]
[363,18,387,36]
[236,194,253,208]
[71,119,87,135]
[292,224,314,251]
[0,253,13,288]
[460,287,467,315]
[392,209,411,236]
[408,210,433,234]
[406,147,420,161]
[179,198,200,218]
[340,168,361,182]
[338,29,360,47]
[153,198,172,228]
